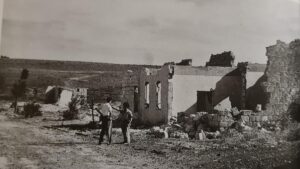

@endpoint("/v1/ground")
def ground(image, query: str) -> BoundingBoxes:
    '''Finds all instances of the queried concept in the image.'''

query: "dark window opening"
[197,90,214,112]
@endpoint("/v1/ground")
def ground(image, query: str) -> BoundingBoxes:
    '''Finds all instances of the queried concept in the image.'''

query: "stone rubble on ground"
[147,107,281,141]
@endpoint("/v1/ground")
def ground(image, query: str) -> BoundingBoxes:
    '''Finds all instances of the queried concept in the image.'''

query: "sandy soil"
[0,102,299,169]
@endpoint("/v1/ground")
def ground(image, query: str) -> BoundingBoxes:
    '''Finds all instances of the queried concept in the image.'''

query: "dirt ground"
[0,102,299,169]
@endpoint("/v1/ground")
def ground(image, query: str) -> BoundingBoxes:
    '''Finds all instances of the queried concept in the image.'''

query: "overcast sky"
[1,0,299,65]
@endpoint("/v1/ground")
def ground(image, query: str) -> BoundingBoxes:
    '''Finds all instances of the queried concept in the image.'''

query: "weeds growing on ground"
[63,98,79,120]
[23,102,42,118]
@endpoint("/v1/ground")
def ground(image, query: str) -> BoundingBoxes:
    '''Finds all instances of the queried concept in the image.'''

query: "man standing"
[96,97,113,145]
[119,102,133,144]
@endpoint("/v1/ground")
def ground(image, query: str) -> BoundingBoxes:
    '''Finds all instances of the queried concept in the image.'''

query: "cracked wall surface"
[264,40,300,119]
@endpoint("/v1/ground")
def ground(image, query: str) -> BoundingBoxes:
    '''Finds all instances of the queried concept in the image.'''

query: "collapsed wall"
[206,51,235,67]
[264,40,300,121]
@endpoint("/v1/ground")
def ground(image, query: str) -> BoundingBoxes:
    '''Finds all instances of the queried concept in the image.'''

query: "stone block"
[195,130,206,140]
[210,120,219,128]
[252,122,258,127]
[231,107,240,116]
[213,115,220,122]
[170,131,189,139]
[241,115,249,122]
[219,121,228,128]
[261,116,268,121]
[245,121,251,126]
[249,115,256,122]
[241,110,253,116]
[255,116,262,122]
[246,122,252,127]
[184,124,195,132]
[268,116,273,121]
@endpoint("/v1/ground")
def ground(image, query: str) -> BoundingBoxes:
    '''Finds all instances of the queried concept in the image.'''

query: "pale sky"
[1,0,299,65]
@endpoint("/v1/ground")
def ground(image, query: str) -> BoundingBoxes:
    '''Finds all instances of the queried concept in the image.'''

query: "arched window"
[156,81,161,109]
[145,82,150,108]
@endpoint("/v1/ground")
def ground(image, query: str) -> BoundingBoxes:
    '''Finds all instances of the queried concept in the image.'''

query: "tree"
[11,69,29,113]
[20,69,29,80]
[0,73,4,90]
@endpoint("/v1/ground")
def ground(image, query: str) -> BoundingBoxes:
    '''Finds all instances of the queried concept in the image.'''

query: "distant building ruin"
[206,51,235,67]
[45,86,87,107]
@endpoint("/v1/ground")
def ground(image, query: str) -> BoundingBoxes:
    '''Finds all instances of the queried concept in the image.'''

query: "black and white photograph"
[0,0,299,168]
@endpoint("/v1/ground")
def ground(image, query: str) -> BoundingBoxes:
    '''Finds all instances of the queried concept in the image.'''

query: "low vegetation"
[23,102,42,118]
[11,69,29,113]
[63,98,80,120]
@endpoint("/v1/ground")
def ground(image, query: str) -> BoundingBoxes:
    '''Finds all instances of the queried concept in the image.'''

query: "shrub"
[23,102,42,118]
[63,98,79,120]
[11,69,29,113]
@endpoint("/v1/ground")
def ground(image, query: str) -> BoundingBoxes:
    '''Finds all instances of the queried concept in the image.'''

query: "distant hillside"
[0,58,160,99]
[0,58,160,71]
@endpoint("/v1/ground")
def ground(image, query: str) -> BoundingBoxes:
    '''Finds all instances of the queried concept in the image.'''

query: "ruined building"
[138,54,266,125]
[263,40,300,121]
[206,51,235,67]
[136,39,300,126]
[45,86,88,107]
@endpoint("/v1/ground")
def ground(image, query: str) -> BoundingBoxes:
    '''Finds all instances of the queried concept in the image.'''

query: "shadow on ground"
[44,122,100,131]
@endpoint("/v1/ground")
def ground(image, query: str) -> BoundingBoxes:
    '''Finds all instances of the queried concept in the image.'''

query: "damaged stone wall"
[172,66,242,115]
[121,72,139,114]
[245,63,267,110]
[87,87,123,103]
[264,40,300,120]
[139,66,170,125]
[206,51,235,67]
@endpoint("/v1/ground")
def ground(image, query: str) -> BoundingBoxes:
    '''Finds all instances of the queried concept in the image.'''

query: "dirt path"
[0,114,175,169]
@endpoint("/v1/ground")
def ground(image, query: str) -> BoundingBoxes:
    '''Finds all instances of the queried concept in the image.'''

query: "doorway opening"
[197,90,214,112]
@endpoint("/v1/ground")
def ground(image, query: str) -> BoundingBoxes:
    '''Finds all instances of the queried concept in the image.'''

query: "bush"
[23,102,42,118]
[63,98,79,120]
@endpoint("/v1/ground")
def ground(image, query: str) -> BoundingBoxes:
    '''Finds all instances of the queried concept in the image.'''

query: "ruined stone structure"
[263,40,300,120]
[176,59,193,66]
[87,72,139,111]
[45,86,88,106]
[139,66,171,125]
[138,58,266,125]
[206,51,235,67]
[121,71,139,114]
[245,63,267,110]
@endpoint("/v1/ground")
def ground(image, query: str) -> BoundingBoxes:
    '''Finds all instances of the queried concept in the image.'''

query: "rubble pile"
[239,110,282,129]
[147,126,168,138]
[147,107,281,140]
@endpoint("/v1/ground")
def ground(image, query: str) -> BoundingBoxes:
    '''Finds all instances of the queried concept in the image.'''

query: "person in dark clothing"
[119,102,133,144]
[95,97,113,145]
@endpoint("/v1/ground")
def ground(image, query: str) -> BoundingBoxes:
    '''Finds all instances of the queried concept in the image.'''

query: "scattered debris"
[150,149,167,156]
